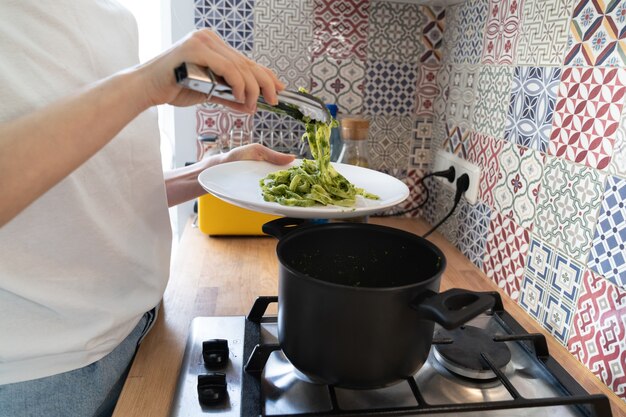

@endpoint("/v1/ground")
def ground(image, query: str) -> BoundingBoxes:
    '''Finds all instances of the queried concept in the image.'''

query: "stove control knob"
[202,339,229,369]
[197,372,227,405]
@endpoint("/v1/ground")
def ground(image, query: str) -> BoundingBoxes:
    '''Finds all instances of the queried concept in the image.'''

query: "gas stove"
[170,293,611,417]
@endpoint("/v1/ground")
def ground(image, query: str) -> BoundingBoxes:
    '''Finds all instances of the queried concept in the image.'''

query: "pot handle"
[262,217,311,239]
[411,288,495,329]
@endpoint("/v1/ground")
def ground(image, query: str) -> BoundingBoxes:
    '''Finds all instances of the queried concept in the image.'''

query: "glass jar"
[337,117,370,168]
[337,117,370,223]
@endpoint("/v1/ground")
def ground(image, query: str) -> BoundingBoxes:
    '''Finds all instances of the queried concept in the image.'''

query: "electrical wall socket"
[432,150,481,204]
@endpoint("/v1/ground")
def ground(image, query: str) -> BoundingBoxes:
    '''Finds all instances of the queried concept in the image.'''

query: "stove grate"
[241,295,612,417]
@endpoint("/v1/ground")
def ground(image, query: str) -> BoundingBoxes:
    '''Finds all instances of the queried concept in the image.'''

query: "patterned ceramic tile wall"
[252,0,313,89]
[192,0,626,399]
[568,269,626,399]
[481,0,524,65]
[430,0,626,401]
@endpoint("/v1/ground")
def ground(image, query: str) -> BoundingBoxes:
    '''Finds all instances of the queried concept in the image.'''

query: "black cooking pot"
[263,218,495,389]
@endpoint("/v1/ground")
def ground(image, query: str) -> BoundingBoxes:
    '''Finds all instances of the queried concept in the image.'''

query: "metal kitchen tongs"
[174,62,331,124]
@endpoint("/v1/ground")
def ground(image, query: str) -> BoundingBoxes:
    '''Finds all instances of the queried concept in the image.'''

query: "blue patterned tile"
[587,175,626,289]
[521,233,584,344]
[505,67,561,153]
[252,110,306,155]
[194,0,255,53]
[526,237,554,283]
[519,275,546,321]
[453,0,489,64]
[542,291,575,345]
[457,201,491,268]
[551,253,584,304]
[364,60,418,116]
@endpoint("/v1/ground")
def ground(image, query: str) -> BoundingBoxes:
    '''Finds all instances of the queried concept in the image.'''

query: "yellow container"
[197,193,281,236]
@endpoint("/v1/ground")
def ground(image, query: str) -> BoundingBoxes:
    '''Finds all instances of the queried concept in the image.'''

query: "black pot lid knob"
[197,372,227,405]
[202,339,229,369]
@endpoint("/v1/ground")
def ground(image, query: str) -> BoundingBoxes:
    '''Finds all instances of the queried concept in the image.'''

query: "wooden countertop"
[113,217,626,417]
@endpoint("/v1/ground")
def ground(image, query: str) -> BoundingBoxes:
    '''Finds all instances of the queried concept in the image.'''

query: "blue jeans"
[0,309,156,417]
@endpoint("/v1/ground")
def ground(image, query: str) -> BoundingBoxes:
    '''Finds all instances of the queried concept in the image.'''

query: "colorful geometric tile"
[565,0,626,66]
[452,0,490,64]
[368,115,415,172]
[473,65,514,139]
[481,0,525,65]
[549,67,626,170]
[416,65,440,118]
[551,252,585,304]
[411,118,433,169]
[363,60,418,116]
[194,0,255,53]
[196,105,254,140]
[367,0,424,63]
[382,168,427,219]
[429,185,460,246]
[442,123,470,158]
[466,131,505,209]
[311,56,366,115]
[543,291,576,345]
[433,64,451,146]
[492,141,545,230]
[446,64,479,131]
[440,3,460,63]
[568,269,626,401]
[535,156,605,260]
[422,177,443,229]
[610,107,626,178]
[519,275,547,321]
[457,201,492,268]
[482,211,530,301]
[420,6,446,65]
[252,0,313,89]
[526,237,555,283]
[252,110,306,155]
[516,0,577,66]
[521,235,584,344]
[587,175,626,289]
[505,66,561,153]
[312,0,369,60]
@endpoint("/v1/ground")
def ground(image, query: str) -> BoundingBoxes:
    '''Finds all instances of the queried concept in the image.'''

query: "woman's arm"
[0,29,284,227]
[163,143,295,207]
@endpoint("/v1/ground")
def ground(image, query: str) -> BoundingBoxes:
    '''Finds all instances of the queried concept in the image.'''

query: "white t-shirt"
[0,0,172,384]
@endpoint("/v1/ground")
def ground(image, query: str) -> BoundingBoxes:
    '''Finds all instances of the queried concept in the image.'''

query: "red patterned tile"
[549,67,626,169]
[195,106,254,149]
[482,211,530,301]
[415,65,440,117]
[313,0,370,60]
[568,270,626,401]
[402,168,427,218]
[466,131,504,208]
[481,0,525,65]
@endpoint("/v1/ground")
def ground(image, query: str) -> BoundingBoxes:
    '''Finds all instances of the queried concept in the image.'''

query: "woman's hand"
[164,144,295,207]
[137,29,284,113]
[218,143,295,165]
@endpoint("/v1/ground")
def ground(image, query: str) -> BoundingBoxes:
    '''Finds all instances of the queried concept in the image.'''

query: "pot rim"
[275,222,447,292]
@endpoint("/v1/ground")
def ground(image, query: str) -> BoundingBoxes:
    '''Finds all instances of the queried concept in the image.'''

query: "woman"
[0,1,293,416]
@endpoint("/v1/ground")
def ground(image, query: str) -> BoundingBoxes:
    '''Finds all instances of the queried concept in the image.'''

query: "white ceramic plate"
[198,159,409,219]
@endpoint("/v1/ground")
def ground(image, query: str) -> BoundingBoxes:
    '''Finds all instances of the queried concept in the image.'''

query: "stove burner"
[433,325,511,380]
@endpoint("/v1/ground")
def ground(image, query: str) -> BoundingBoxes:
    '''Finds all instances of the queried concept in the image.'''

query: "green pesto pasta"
[259,114,379,207]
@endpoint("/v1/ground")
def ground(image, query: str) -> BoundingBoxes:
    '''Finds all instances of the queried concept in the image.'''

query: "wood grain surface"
[112,217,626,417]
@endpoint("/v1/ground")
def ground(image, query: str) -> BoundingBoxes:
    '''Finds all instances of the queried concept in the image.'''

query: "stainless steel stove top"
[170,295,611,417]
